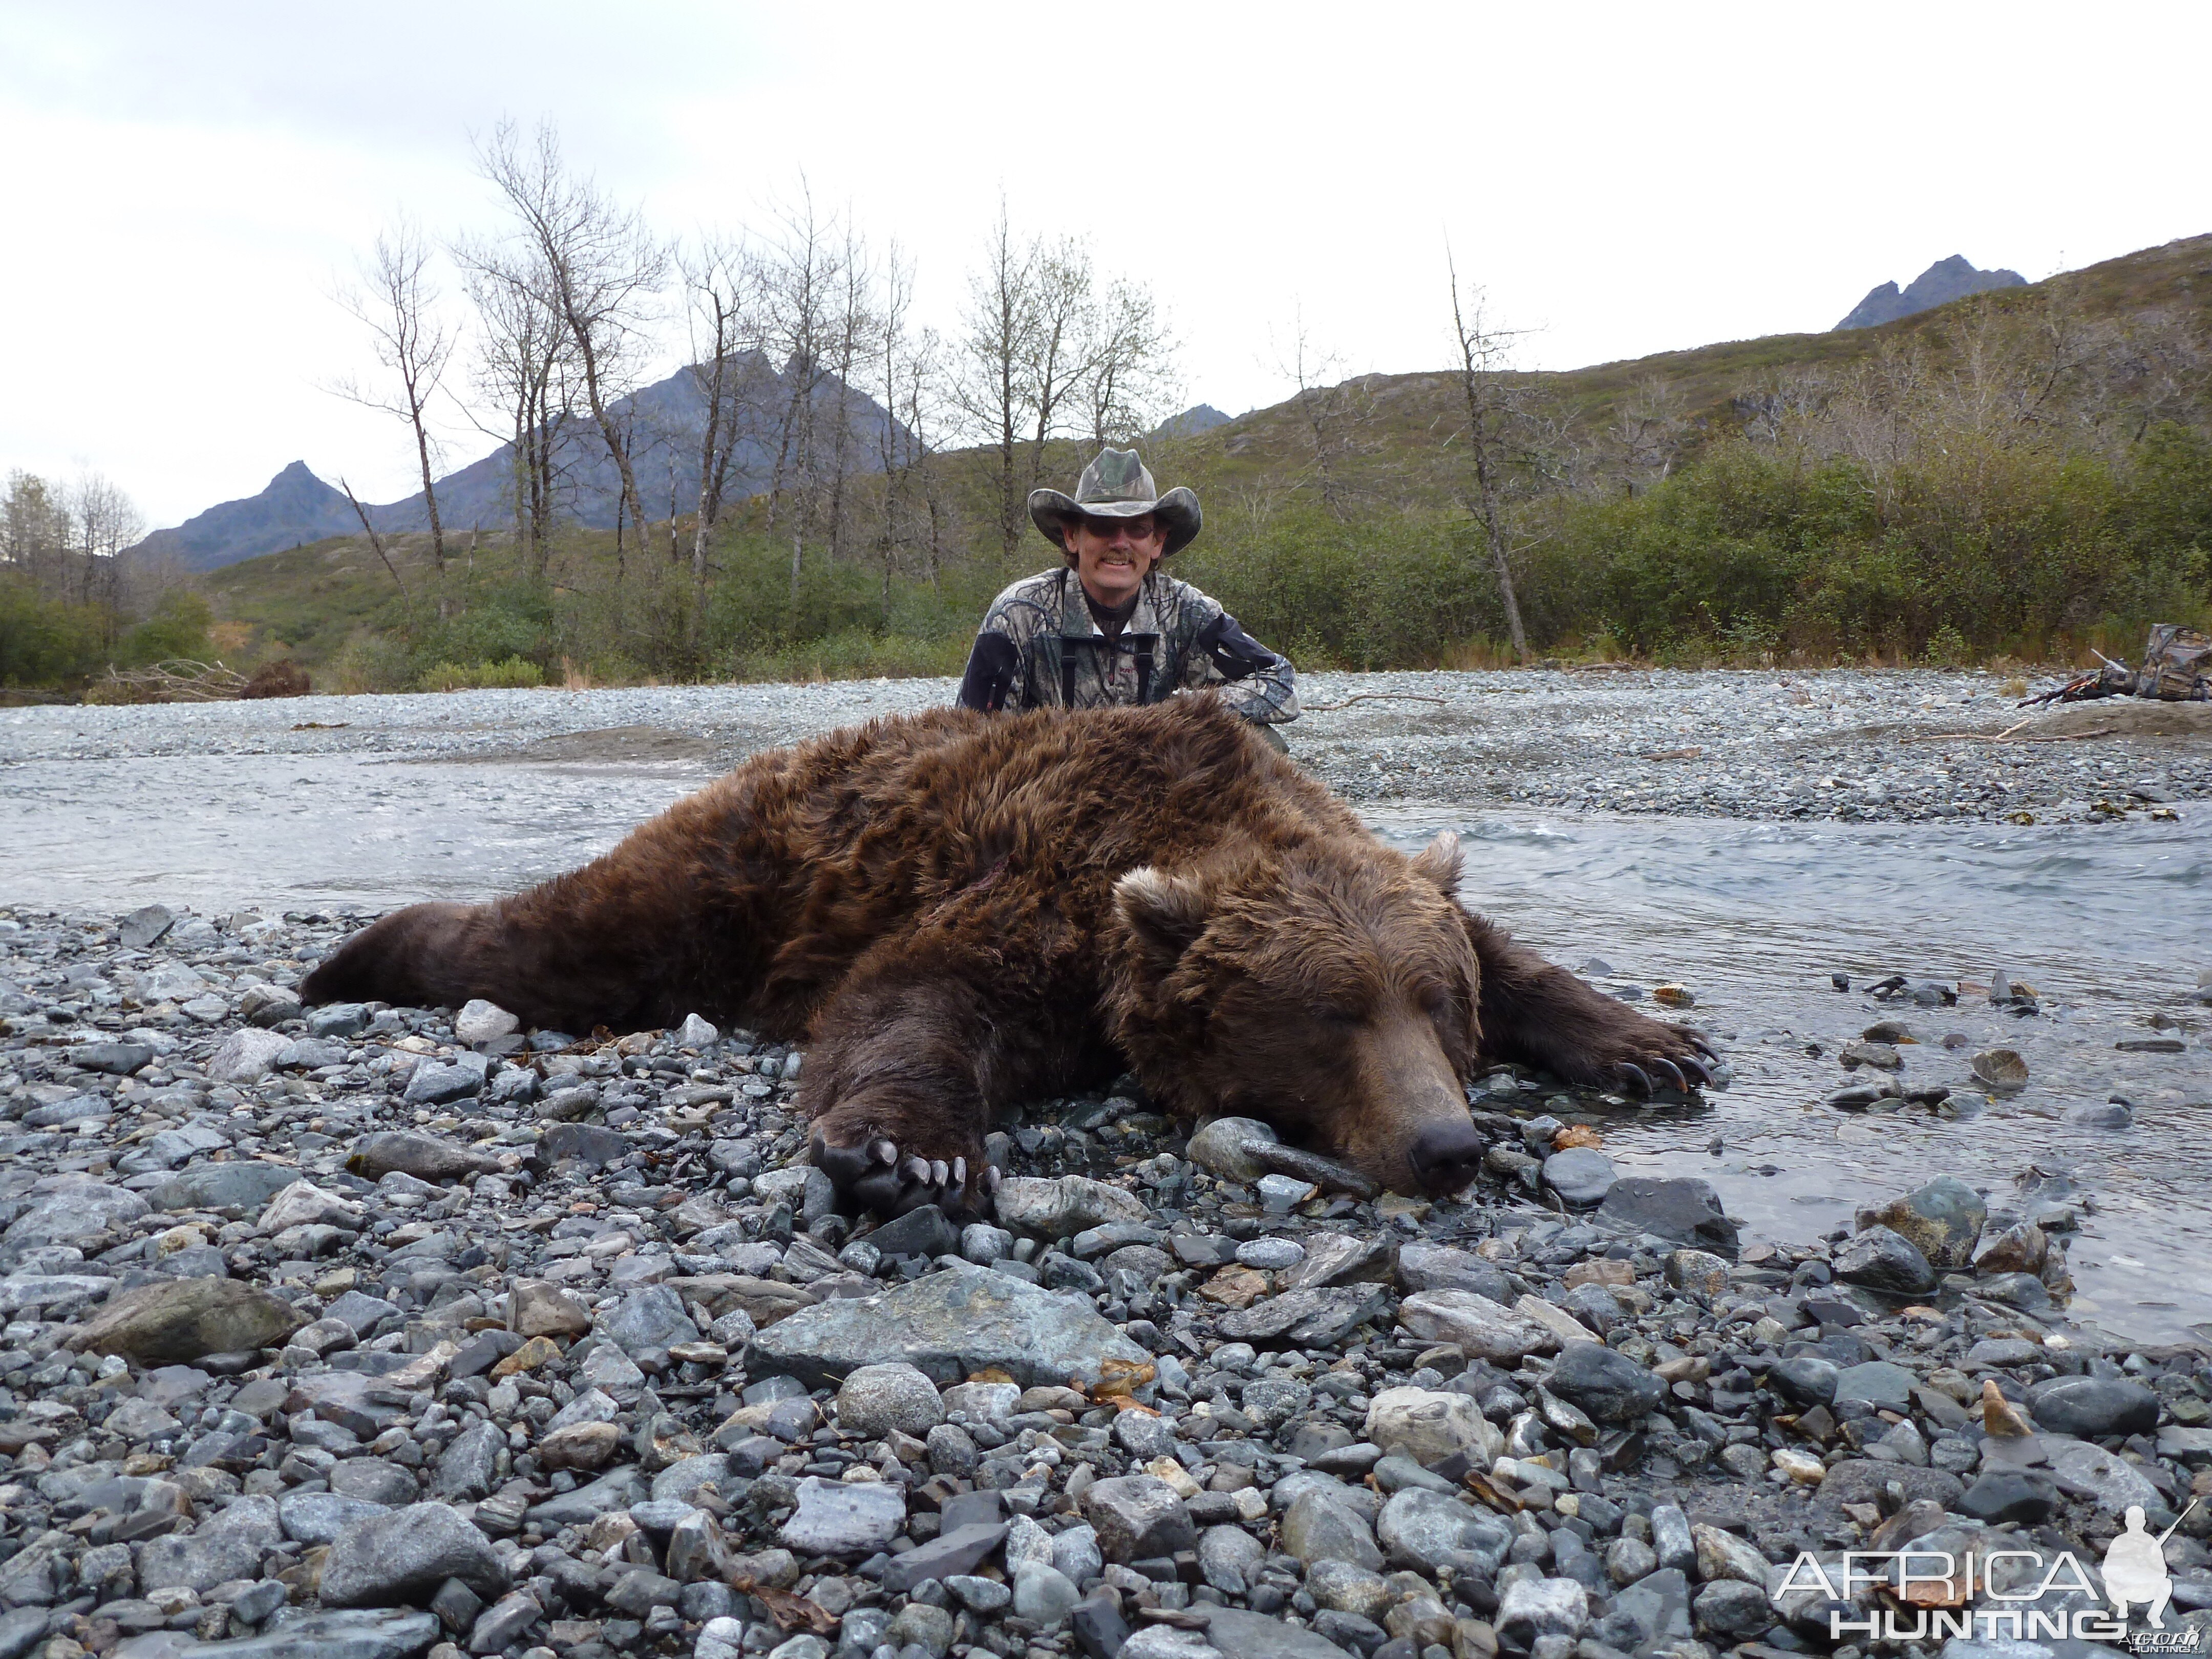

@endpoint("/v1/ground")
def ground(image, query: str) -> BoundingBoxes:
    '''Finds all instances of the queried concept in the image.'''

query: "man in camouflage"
[955,448,1300,734]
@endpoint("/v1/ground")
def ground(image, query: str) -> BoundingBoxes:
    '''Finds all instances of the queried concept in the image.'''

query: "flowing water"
[6,742,2208,1342]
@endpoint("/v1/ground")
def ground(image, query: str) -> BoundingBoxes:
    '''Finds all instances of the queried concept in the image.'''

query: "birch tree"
[332,218,456,579]
[478,120,666,564]
[1447,261,1532,663]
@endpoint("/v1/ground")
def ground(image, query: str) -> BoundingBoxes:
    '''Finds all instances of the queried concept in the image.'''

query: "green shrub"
[121,589,214,666]
[0,576,107,686]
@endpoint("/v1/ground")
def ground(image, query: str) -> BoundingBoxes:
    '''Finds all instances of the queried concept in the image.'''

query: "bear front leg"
[797,963,1003,1221]
[1462,912,1718,1096]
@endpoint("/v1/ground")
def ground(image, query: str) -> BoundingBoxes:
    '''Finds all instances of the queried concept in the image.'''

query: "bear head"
[1103,829,1488,1198]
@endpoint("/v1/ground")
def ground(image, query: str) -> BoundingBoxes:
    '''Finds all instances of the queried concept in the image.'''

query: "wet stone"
[1595,1176,1737,1251]
[1832,1225,1936,1295]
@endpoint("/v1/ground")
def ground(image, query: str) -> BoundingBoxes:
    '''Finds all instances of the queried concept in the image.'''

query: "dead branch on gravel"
[94,660,250,703]
[1301,693,1451,713]
[1901,727,2119,745]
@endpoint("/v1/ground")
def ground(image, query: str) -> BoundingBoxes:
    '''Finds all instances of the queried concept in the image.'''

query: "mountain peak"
[1150,403,1233,439]
[1835,255,2027,331]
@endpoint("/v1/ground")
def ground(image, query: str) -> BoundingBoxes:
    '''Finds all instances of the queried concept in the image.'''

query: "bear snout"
[1406,1117,1487,1194]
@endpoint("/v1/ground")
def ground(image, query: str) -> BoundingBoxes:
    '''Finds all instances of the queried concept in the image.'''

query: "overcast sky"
[5,0,2207,528]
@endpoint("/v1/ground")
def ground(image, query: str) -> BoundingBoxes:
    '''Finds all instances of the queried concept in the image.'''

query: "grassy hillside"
[187,233,2212,688]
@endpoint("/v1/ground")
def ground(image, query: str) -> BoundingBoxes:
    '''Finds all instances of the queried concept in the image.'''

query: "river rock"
[992,1175,1150,1238]
[257,1180,364,1235]
[1364,1387,1500,1465]
[1495,1577,1588,1647]
[137,1494,282,1592]
[345,1131,491,1183]
[1395,1243,1514,1301]
[1542,1147,1618,1207]
[1971,1048,2029,1089]
[508,1279,593,1338]
[151,1162,297,1217]
[1596,1176,1737,1250]
[75,1277,305,1363]
[1083,1475,1196,1563]
[454,998,519,1044]
[1280,1490,1382,1569]
[1186,1117,1278,1182]
[779,1477,906,1556]
[5,1178,149,1247]
[401,1056,486,1107]
[1396,1289,1555,1363]
[320,1501,513,1606]
[1199,1607,1361,1659]
[1833,1225,1936,1294]
[837,1362,946,1437]
[119,903,176,948]
[749,1268,1149,1387]
[2027,1376,2161,1438]
[1012,1560,1082,1626]
[1694,1579,1772,1640]
[208,1027,291,1083]
[1854,1176,1986,1269]
[1972,1219,2048,1275]
[161,1608,441,1659]
[1544,1340,1667,1423]
[278,1490,391,1546]
[599,1285,698,1355]
[1376,1488,1512,1574]
[1767,1355,1840,1407]
[1215,1282,1391,1348]
[2045,1439,2163,1513]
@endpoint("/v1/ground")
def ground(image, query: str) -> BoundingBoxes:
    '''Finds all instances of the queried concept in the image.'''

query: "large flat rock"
[746,1267,1150,1388]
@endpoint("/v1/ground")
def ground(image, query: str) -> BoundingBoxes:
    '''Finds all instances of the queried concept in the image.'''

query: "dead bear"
[302,696,1712,1215]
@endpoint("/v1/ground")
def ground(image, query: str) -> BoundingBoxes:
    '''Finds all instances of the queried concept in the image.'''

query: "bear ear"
[1409,831,1463,896]
[1113,865,1210,965]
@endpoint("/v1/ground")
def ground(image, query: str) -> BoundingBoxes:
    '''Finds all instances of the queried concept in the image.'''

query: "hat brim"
[1029,486,1201,557]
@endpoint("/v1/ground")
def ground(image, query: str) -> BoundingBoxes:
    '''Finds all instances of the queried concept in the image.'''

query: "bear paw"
[810,1129,1000,1221]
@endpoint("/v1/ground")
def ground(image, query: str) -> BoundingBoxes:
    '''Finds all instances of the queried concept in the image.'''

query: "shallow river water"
[5,737,2209,1344]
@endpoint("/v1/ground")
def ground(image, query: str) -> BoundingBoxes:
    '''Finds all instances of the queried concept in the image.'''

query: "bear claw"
[812,1129,997,1221]
[1617,1061,1655,1096]
[1653,1057,1689,1092]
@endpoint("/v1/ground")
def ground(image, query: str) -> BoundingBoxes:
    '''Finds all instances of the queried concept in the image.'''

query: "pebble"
[1,892,2206,1659]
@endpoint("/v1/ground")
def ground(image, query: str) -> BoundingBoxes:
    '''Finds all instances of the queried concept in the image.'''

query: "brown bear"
[302,696,1712,1215]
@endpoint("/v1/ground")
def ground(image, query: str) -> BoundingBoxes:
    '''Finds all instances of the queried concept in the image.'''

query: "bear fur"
[302,696,1710,1213]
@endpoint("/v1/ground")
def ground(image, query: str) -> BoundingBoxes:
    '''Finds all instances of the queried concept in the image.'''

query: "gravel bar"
[6,666,2208,826]
[3,896,2211,1659]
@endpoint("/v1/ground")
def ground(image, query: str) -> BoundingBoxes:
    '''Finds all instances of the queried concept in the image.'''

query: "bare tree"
[953,207,1177,552]
[678,232,761,607]
[456,238,575,580]
[953,203,1041,555]
[1273,310,1375,516]
[66,473,143,623]
[338,478,411,603]
[1609,375,1690,495]
[478,119,666,563]
[1077,276,1178,447]
[332,218,456,580]
[1446,260,1532,663]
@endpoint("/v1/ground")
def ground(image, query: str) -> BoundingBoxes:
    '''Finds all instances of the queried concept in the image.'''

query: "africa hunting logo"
[1777,1501,2202,1652]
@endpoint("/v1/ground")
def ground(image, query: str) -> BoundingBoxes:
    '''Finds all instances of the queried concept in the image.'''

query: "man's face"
[1066,513,1164,608]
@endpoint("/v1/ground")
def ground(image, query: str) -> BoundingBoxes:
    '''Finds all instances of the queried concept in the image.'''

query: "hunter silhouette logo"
[1778,1496,2203,1649]
[2107,1502,2198,1631]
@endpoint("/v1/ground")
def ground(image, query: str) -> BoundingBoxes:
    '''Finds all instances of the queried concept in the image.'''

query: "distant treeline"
[9,286,2212,693]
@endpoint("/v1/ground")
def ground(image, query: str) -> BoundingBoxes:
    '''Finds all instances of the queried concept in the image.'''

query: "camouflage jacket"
[955,567,1299,725]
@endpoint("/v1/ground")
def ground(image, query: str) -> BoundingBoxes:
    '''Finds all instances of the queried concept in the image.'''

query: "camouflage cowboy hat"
[1029,448,1202,557]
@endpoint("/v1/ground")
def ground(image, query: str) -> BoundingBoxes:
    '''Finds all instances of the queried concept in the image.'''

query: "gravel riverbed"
[2,671,2210,1659]
[6,666,2210,828]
